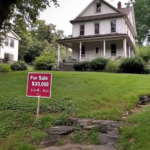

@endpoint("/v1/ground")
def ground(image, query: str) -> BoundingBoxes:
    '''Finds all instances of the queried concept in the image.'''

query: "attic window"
[96,3,101,13]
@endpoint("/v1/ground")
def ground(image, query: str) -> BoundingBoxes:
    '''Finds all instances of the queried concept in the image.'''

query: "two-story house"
[0,30,20,61]
[56,0,137,68]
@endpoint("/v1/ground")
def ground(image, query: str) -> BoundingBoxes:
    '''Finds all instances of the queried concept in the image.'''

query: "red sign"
[26,73,52,98]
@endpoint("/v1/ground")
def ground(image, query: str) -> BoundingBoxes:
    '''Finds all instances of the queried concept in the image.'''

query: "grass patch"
[118,105,150,150]
[0,71,150,149]
[31,130,46,144]
[71,127,100,145]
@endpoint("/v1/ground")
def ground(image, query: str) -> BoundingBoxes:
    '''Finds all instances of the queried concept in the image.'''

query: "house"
[56,0,137,68]
[0,30,21,61]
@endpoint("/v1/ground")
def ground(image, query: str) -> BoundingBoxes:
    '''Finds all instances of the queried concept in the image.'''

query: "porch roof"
[56,33,135,51]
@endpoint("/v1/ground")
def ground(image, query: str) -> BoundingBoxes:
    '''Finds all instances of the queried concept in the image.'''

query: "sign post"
[26,73,52,119]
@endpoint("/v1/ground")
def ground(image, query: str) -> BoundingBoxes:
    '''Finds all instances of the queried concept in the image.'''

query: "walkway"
[37,143,115,150]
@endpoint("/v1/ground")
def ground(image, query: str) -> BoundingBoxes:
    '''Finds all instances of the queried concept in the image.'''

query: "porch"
[57,34,135,68]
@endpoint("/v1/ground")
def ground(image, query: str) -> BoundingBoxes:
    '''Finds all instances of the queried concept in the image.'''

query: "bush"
[34,51,56,70]
[105,60,120,73]
[3,53,14,63]
[144,65,150,74]
[73,61,91,71]
[119,57,146,74]
[90,57,108,71]
[11,61,28,71]
[0,63,11,72]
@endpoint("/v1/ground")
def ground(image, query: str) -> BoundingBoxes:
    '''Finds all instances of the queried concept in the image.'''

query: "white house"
[0,30,21,61]
[56,0,137,68]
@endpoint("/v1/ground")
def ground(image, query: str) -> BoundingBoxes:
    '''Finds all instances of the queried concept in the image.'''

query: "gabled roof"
[75,0,121,19]
[119,7,132,16]
[9,30,21,40]
[70,13,125,24]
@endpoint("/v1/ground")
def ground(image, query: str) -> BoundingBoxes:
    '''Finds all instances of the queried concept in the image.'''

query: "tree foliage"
[125,0,150,45]
[15,20,71,63]
[0,0,58,30]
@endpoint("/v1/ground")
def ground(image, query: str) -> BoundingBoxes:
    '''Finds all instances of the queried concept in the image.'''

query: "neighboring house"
[56,0,137,67]
[0,30,21,61]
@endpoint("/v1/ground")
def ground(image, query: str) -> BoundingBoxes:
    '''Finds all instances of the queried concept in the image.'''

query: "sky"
[40,0,128,36]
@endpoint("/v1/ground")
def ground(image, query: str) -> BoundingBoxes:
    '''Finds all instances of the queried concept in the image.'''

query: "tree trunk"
[0,0,16,29]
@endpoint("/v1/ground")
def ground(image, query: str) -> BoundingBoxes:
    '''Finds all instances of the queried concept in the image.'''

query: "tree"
[125,0,150,45]
[0,0,58,30]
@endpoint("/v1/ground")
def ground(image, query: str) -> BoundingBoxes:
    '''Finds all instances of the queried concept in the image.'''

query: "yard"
[0,71,150,150]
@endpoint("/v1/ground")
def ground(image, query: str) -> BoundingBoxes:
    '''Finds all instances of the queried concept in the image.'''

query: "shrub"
[11,61,28,71]
[105,60,120,73]
[119,57,146,74]
[3,53,14,63]
[144,65,150,74]
[34,51,56,70]
[0,63,11,72]
[73,61,91,71]
[136,46,150,63]
[90,57,108,71]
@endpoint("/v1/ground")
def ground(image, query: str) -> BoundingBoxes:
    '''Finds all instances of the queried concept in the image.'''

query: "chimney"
[118,1,122,9]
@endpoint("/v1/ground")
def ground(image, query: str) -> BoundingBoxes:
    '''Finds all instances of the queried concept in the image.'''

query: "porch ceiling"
[56,34,135,51]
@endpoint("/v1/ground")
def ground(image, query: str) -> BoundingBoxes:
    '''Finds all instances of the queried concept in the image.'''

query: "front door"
[111,44,116,56]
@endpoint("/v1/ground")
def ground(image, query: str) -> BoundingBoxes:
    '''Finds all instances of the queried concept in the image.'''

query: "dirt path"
[37,143,115,150]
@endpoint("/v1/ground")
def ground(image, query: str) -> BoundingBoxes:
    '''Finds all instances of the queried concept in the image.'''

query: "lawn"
[0,71,150,150]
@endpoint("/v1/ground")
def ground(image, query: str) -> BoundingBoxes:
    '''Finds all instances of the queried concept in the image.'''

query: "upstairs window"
[10,39,14,48]
[80,25,84,35]
[95,23,99,34]
[111,20,116,33]
[96,3,101,13]
[5,38,9,46]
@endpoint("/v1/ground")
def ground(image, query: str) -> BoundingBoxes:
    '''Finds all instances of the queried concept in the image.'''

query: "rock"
[47,126,76,135]
[100,133,120,145]
[78,119,94,127]
[83,125,99,130]
[41,135,61,147]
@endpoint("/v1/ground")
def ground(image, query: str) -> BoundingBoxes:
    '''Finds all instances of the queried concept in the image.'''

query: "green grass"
[0,71,150,149]
[118,105,150,150]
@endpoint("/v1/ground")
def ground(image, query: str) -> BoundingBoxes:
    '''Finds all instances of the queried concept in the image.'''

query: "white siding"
[0,38,19,61]
[80,2,117,17]
[128,12,133,27]
[72,17,125,37]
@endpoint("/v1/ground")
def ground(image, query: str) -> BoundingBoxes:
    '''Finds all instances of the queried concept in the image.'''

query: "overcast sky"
[40,0,128,36]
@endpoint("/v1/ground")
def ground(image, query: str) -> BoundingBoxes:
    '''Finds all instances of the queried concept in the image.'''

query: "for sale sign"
[26,73,52,98]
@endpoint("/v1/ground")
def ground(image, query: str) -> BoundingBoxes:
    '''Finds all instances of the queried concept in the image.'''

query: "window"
[96,3,101,13]
[81,46,85,57]
[80,25,84,35]
[10,39,14,48]
[96,47,99,54]
[111,20,116,33]
[5,38,9,46]
[111,44,116,56]
[95,23,99,34]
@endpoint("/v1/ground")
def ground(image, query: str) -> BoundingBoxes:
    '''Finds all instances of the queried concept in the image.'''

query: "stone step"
[59,65,74,71]
[37,143,115,150]
[100,133,120,145]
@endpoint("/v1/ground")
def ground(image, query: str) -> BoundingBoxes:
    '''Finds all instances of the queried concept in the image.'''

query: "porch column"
[58,44,60,68]
[66,47,68,61]
[123,39,127,58]
[103,40,106,57]
[79,42,82,62]
[129,46,131,58]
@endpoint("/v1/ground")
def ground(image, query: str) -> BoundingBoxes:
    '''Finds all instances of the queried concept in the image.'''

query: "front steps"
[59,62,74,71]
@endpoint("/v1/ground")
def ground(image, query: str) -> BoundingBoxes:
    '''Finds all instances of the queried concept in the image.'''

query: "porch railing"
[60,53,124,63]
